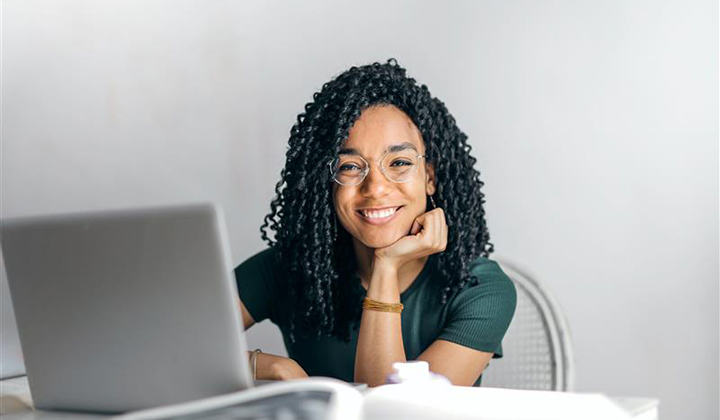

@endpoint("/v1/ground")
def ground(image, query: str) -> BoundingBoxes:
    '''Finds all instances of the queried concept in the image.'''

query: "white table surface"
[0,376,659,420]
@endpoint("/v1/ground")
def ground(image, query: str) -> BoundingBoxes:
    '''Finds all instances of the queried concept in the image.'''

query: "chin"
[359,231,406,249]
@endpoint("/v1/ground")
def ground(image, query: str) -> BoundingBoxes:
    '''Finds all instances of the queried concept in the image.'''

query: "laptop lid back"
[0,251,26,379]
[1,203,252,413]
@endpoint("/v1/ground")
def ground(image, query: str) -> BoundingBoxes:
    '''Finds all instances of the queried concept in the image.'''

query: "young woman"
[234,59,516,387]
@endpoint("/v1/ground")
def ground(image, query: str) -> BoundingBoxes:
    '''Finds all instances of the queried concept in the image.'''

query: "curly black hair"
[260,58,493,343]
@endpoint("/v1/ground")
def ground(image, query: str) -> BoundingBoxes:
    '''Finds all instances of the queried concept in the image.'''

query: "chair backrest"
[481,259,575,391]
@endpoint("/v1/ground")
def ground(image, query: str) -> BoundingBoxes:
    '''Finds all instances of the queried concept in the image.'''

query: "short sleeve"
[233,247,281,324]
[437,257,517,358]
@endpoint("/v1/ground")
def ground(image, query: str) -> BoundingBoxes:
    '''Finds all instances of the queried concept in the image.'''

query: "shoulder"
[448,256,517,313]
[233,247,284,292]
[469,256,511,283]
[436,256,518,356]
[234,247,280,274]
[233,247,285,324]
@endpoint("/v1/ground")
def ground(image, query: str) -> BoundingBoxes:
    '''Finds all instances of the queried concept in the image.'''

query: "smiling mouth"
[356,206,403,224]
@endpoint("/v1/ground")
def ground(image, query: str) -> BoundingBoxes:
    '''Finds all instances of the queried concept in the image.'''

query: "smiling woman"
[234,59,517,387]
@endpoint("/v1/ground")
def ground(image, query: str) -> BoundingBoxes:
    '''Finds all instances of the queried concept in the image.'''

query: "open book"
[112,377,638,420]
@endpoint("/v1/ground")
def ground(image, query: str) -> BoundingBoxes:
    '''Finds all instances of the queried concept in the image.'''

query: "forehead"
[341,105,424,154]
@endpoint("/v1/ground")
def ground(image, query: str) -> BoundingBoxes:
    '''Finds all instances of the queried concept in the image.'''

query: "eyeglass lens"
[331,150,421,185]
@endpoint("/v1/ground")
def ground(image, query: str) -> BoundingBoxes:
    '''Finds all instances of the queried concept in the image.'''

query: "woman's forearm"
[354,265,407,386]
[248,352,307,380]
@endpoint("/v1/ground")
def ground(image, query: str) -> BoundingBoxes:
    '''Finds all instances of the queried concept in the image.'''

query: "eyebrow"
[338,142,418,156]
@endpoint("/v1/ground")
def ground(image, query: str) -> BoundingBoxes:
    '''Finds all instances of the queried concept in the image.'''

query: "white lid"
[392,361,430,382]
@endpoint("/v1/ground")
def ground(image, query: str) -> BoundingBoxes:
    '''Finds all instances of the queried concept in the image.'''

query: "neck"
[352,238,429,294]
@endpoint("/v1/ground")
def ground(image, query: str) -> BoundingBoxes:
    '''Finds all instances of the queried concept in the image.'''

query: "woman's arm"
[354,263,406,386]
[239,298,256,330]
[416,340,493,386]
[239,298,308,380]
[253,352,308,380]
[354,208,448,387]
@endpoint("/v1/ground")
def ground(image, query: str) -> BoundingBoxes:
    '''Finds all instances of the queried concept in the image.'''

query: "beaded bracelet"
[362,297,403,313]
[250,348,262,380]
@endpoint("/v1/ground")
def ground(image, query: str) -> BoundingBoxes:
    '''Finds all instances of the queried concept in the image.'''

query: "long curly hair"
[260,59,493,343]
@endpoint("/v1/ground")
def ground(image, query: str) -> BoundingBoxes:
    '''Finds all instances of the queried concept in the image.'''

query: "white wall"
[2,1,717,419]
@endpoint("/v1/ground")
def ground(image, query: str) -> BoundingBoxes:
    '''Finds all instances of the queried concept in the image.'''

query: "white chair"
[481,259,575,391]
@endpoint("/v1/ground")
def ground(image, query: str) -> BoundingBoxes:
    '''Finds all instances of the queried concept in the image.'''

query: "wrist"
[371,257,400,277]
[256,353,284,380]
[249,349,262,380]
[269,360,286,379]
[270,358,304,380]
[367,264,400,300]
[253,352,271,380]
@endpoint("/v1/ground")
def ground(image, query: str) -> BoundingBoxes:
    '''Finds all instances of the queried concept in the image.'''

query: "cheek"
[332,190,354,227]
[403,184,429,212]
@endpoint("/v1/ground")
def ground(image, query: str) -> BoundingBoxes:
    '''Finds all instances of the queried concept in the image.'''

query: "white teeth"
[362,207,397,219]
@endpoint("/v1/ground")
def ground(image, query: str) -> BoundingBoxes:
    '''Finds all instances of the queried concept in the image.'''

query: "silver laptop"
[1,203,254,413]
[1,251,26,379]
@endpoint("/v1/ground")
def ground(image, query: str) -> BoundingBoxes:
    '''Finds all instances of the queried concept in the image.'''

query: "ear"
[425,162,436,196]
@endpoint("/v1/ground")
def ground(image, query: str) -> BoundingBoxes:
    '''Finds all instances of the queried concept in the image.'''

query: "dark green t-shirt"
[234,247,516,386]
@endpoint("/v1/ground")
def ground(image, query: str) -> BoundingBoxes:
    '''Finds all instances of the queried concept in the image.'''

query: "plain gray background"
[2,1,718,419]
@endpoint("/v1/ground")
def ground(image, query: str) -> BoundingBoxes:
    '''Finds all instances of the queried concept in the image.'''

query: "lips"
[356,206,403,225]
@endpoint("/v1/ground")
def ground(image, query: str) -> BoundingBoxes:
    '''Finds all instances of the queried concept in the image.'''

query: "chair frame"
[493,258,576,392]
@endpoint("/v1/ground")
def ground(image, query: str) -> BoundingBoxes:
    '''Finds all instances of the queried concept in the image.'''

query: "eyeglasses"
[328,150,426,186]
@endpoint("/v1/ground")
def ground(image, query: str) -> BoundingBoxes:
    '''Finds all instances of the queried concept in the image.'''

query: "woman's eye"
[390,160,413,167]
[339,163,361,172]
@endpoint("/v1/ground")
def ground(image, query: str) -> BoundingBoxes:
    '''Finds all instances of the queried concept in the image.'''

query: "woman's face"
[332,105,435,249]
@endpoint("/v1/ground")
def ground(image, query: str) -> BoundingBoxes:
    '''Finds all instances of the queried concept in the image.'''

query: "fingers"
[434,208,448,252]
[375,208,448,265]
[410,219,422,235]
[412,208,447,254]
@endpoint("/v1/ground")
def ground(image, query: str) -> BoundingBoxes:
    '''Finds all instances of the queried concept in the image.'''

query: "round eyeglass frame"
[328,153,426,186]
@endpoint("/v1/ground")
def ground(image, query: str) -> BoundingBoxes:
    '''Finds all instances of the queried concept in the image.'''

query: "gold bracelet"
[250,349,262,380]
[362,297,403,313]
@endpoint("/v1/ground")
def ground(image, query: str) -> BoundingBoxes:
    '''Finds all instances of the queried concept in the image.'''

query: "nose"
[359,162,392,197]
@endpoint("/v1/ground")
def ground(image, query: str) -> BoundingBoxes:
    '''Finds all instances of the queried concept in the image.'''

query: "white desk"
[0,376,659,420]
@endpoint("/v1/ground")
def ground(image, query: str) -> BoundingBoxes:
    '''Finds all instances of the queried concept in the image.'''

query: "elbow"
[354,372,388,388]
